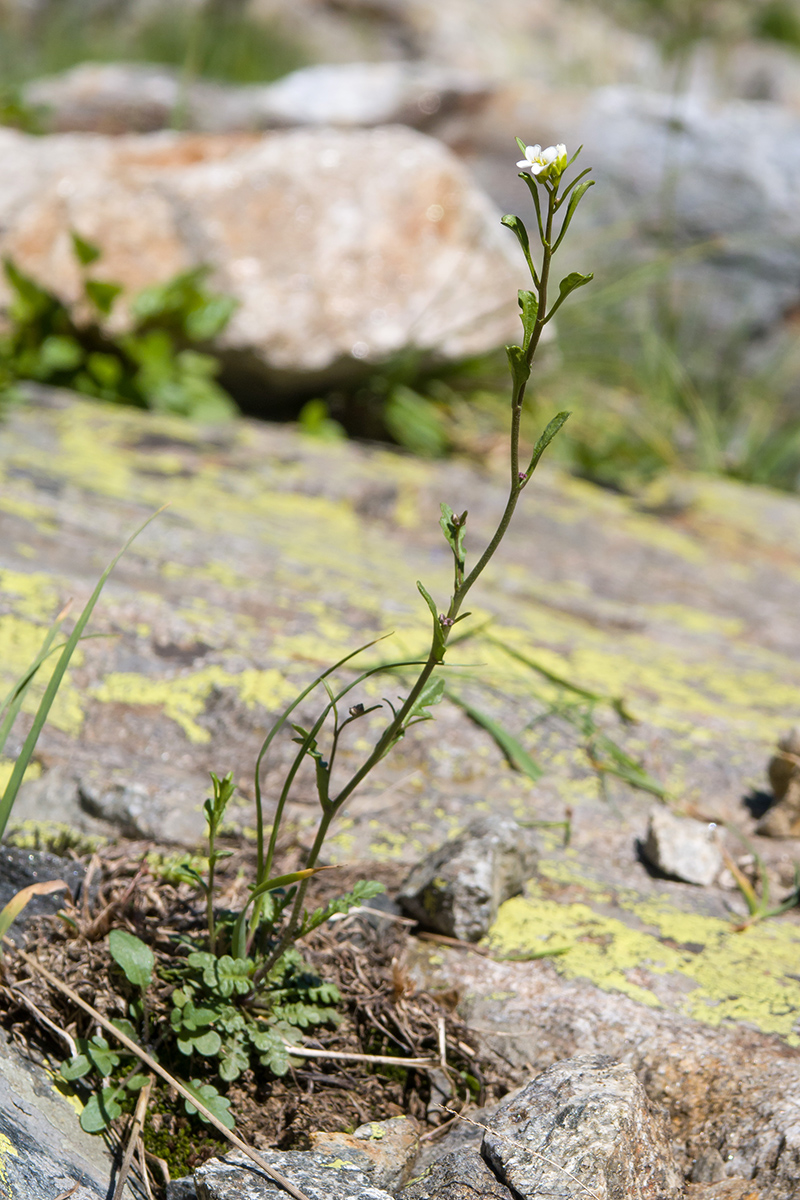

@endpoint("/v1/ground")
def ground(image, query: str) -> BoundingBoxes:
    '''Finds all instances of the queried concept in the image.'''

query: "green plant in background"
[0,0,306,94]
[0,233,237,420]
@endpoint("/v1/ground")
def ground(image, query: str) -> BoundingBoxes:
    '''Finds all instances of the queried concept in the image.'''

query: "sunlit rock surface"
[2,390,800,1065]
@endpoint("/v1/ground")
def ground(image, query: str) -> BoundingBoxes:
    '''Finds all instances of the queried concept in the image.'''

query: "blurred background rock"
[4,0,800,491]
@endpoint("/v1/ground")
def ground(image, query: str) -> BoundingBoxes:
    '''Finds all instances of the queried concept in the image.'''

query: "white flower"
[516,143,568,182]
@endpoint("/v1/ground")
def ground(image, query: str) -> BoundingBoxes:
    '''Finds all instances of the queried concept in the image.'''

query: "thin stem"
[259,165,583,976]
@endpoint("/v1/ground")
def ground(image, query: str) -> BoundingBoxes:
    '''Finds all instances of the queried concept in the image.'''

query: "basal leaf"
[218,1036,250,1081]
[108,929,154,990]
[80,1088,122,1133]
[184,1080,235,1129]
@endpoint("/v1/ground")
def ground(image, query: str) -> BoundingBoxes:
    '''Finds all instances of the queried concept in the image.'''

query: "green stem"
[260,173,571,976]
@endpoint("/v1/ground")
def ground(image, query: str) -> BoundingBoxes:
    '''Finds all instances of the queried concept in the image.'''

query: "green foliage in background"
[0,233,238,421]
[0,0,306,93]
[367,255,800,495]
[590,0,800,54]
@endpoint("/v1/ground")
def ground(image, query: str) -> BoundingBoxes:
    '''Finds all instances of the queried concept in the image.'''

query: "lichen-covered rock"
[0,1028,113,1199]
[401,1148,513,1199]
[397,816,538,942]
[642,808,723,885]
[481,1054,684,1200]
[759,726,800,837]
[310,1116,420,1191]
[194,1148,395,1200]
[0,124,524,399]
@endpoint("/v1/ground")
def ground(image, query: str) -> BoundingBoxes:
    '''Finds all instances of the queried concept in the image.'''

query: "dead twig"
[285,1044,435,1068]
[7,984,77,1058]
[112,1076,152,1200]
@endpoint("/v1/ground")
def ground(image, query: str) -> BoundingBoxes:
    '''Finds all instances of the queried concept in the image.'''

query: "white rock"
[0,124,527,395]
[643,807,723,886]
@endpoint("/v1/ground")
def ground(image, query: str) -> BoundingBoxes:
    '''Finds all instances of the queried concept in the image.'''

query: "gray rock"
[0,1027,113,1198]
[310,1116,420,1191]
[194,1148,395,1199]
[12,765,114,840]
[583,87,800,340]
[0,845,84,941]
[0,124,526,398]
[481,1054,683,1200]
[397,816,538,942]
[642,808,723,886]
[23,60,491,136]
[167,1180,199,1200]
[691,1149,726,1184]
[401,1148,513,1199]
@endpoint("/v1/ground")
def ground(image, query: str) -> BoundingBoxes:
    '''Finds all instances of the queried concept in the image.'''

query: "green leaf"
[0,507,164,841]
[219,1036,250,1081]
[125,1074,151,1091]
[183,1080,235,1129]
[198,954,253,999]
[80,1088,122,1133]
[505,343,531,395]
[184,295,238,341]
[553,178,595,252]
[59,1054,92,1082]
[253,1027,291,1076]
[38,335,83,374]
[86,351,123,388]
[501,215,537,282]
[405,676,445,727]
[84,1036,121,1077]
[70,232,101,266]
[517,290,539,353]
[448,693,542,781]
[525,411,570,475]
[108,929,154,990]
[545,271,594,323]
[84,279,123,316]
[177,1029,222,1057]
[302,879,385,935]
[416,581,446,662]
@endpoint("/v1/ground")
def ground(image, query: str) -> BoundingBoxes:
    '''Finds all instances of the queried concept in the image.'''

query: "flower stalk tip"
[516,142,568,184]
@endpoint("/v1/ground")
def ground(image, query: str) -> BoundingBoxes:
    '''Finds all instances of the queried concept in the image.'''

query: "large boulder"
[581,86,800,340]
[481,1055,683,1200]
[0,124,525,402]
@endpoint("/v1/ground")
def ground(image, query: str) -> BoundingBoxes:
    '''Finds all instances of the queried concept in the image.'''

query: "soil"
[0,839,515,1193]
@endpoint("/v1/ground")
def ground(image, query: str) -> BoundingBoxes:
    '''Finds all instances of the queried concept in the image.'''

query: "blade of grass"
[448,692,542,781]
[0,602,72,757]
[0,507,166,840]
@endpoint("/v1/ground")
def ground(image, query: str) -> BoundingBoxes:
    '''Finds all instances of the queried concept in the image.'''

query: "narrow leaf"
[553,179,595,252]
[505,344,531,395]
[70,231,101,266]
[545,271,594,323]
[0,506,165,840]
[449,693,542,781]
[501,215,537,282]
[526,411,570,475]
[0,602,72,757]
[0,880,68,943]
[517,290,539,353]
